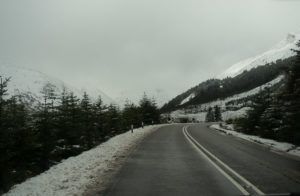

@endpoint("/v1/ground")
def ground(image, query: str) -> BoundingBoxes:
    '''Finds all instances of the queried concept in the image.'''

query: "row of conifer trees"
[0,79,160,193]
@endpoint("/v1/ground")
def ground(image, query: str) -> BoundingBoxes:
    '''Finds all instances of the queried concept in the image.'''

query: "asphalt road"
[104,124,300,196]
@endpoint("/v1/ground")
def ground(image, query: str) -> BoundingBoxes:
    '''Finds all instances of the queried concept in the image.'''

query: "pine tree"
[56,87,70,147]
[92,96,106,142]
[205,107,215,122]
[55,90,84,158]
[41,82,57,111]
[139,93,160,125]
[277,41,300,144]
[214,105,222,121]
[4,95,36,188]
[0,80,37,192]
[0,76,10,192]
[122,100,139,130]
[80,92,93,148]
[104,104,121,137]
[35,83,58,169]
[259,98,282,139]
[0,76,10,128]
[65,92,81,147]
[238,91,269,135]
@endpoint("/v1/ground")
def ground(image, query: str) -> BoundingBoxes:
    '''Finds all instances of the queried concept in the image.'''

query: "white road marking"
[183,126,266,196]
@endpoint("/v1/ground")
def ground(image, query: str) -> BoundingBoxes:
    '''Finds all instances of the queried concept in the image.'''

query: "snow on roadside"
[210,124,300,158]
[4,125,166,196]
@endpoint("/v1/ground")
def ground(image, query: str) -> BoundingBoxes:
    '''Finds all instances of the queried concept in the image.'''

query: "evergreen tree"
[41,82,57,111]
[4,95,36,189]
[80,92,93,148]
[0,77,10,191]
[277,42,300,144]
[0,79,37,192]
[92,96,106,142]
[35,83,57,169]
[214,105,222,121]
[235,92,269,135]
[0,76,10,128]
[65,92,81,146]
[56,87,70,147]
[139,93,160,125]
[122,100,139,130]
[205,107,214,122]
[104,104,121,137]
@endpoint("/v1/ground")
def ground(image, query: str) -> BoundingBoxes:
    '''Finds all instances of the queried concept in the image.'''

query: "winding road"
[104,124,300,196]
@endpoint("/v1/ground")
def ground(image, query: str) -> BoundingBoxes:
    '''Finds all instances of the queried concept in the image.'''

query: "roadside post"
[131,124,134,133]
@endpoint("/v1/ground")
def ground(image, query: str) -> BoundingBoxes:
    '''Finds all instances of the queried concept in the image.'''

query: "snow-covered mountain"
[0,64,114,105]
[162,33,300,121]
[218,33,300,79]
[168,75,284,122]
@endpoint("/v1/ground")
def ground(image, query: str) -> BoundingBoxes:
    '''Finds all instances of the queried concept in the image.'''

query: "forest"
[232,43,300,145]
[161,56,295,113]
[0,80,160,193]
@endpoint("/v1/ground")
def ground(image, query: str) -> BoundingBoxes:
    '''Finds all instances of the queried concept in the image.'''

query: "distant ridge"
[0,64,114,105]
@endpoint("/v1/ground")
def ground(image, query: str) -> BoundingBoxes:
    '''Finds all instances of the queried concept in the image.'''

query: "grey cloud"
[0,0,299,105]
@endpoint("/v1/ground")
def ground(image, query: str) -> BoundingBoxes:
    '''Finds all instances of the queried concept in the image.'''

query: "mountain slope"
[167,75,284,122]
[0,65,114,105]
[218,33,300,79]
[161,33,300,115]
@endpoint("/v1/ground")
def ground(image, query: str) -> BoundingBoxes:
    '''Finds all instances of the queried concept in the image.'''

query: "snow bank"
[210,124,300,158]
[4,125,165,196]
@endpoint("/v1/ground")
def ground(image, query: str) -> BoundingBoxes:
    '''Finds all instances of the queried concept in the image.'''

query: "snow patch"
[180,93,195,105]
[4,125,166,196]
[222,107,251,121]
[218,33,300,79]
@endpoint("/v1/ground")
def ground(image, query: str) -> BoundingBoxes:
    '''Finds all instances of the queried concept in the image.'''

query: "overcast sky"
[0,0,300,105]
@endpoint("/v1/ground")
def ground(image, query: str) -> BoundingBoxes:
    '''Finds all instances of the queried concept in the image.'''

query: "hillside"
[0,65,114,105]
[161,33,300,115]
[161,59,292,113]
